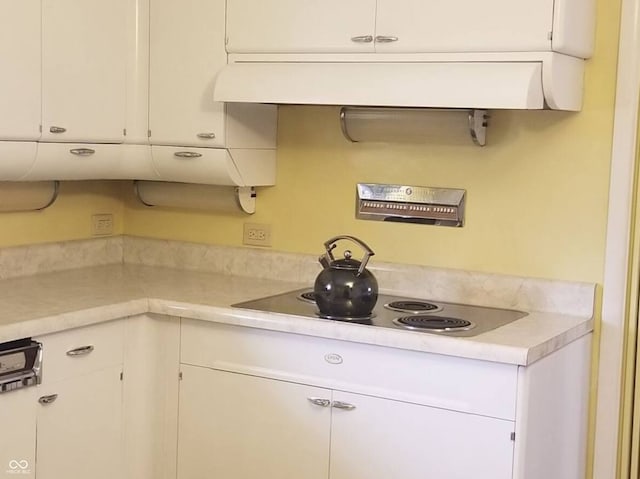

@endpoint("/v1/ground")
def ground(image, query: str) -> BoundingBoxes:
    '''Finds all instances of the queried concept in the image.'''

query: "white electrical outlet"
[243,223,271,247]
[92,214,114,236]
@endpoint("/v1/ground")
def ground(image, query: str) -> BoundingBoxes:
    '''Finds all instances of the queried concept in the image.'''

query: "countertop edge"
[148,298,592,366]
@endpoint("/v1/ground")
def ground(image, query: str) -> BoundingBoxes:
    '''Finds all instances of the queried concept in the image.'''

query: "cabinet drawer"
[36,320,124,384]
[181,319,518,420]
[23,143,158,181]
[151,146,243,185]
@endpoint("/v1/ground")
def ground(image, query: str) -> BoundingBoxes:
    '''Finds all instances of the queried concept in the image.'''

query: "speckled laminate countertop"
[0,263,593,365]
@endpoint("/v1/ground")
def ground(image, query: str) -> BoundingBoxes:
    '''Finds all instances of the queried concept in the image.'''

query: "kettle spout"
[318,254,331,269]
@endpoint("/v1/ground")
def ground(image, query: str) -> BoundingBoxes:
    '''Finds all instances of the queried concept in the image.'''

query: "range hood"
[213,53,584,111]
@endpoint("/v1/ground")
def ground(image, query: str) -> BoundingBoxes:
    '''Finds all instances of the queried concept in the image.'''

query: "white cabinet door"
[0,388,37,479]
[177,365,330,479]
[0,0,41,141]
[330,391,515,479]
[149,0,226,148]
[375,0,553,53]
[226,0,377,53]
[41,0,127,143]
[35,366,123,479]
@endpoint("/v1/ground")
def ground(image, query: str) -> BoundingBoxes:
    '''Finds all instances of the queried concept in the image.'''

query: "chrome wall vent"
[356,183,466,227]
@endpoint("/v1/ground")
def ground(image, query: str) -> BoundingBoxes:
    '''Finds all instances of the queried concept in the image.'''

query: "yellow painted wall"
[0,181,125,248]
[124,0,621,285]
[0,0,619,287]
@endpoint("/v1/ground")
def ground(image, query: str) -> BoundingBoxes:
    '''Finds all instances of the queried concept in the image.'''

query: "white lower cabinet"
[177,364,514,479]
[177,319,591,479]
[33,320,125,479]
[0,388,37,478]
[329,391,514,479]
[1,315,589,479]
[177,365,330,479]
[35,366,124,479]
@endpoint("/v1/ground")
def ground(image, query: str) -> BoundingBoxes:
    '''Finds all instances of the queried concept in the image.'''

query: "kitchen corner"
[0,235,594,479]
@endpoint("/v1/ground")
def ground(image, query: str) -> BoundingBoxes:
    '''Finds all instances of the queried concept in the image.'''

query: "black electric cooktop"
[232,288,528,338]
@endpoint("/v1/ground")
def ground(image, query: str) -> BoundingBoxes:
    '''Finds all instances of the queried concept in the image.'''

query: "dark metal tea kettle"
[314,235,378,319]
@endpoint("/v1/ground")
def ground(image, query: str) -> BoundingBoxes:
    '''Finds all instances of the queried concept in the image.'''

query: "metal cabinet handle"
[49,126,66,133]
[174,151,203,159]
[70,148,95,156]
[196,132,216,139]
[38,394,58,405]
[66,345,94,357]
[307,397,331,407]
[332,401,356,411]
[351,35,374,43]
[375,35,399,43]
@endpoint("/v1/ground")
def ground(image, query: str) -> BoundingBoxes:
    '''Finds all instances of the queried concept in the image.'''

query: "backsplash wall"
[0,181,125,248]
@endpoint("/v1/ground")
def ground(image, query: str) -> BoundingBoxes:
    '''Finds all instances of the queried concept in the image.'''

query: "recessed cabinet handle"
[196,132,216,139]
[351,35,374,43]
[49,126,66,133]
[66,345,94,357]
[38,394,58,405]
[332,401,356,411]
[174,151,203,159]
[307,397,331,407]
[375,35,399,43]
[70,148,95,156]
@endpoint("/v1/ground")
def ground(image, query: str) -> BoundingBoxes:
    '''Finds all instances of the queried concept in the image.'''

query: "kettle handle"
[323,235,375,276]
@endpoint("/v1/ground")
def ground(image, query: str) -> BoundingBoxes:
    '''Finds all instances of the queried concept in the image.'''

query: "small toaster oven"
[0,339,42,393]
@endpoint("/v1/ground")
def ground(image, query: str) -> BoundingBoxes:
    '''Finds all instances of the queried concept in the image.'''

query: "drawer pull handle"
[375,35,399,43]
[49,126,66,133]
[196,132,216,139]
[351,35,373,43]
[174,151,203,159]
[307,397,331,407]
[332,401,356,411]
[66,345,94,356]
[70,148,95,156]
[38,394,58,405]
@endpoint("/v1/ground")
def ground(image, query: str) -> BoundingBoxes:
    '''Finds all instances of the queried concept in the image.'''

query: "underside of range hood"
[213,53,584,111]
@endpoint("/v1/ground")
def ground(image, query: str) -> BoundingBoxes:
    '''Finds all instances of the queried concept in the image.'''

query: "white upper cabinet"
[149,0,227,147]
[375,0,553,53]
[226,0,594,58]
[0,0,41,141]
[226,0,377,53]
[41,0,127,143]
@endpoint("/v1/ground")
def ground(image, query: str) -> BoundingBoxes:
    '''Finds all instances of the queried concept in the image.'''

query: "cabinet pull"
[307,397,331,407]
[375,35,399,43]
[174,151,203,159]
[351,35,374,43]
[70,148,95,156]
[66,345,94,357]
[332,401,356,411]
[196,132,216,139]
[38,394,58,405]
[49,126,67,133]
